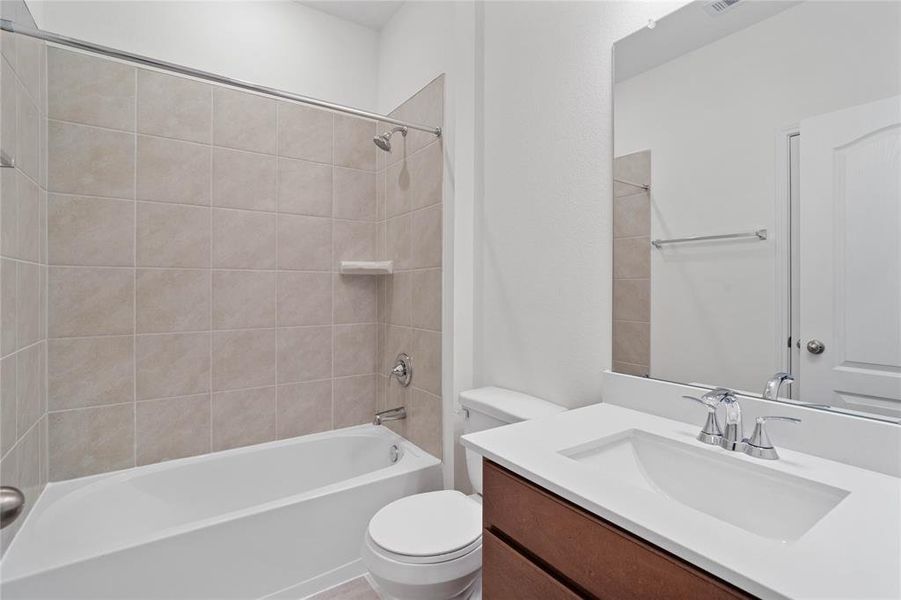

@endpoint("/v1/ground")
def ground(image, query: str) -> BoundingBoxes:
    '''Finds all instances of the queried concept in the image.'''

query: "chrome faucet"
[684,387,744,450]
[685,386,802,460]
[762,372,794,402]
[717,389,746,452]
[374,406,407,426]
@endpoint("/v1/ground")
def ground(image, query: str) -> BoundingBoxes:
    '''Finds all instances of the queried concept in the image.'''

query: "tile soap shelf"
[339,261,394,275]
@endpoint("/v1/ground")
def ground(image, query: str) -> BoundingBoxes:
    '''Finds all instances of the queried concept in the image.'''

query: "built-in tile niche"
[0,15,50,555]
[376,76,444,459]
[42,47,445,481]
[612,150,650,377]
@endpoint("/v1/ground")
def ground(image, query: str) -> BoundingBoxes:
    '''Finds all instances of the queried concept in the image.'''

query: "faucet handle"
[682,394,720,410]
[756,415,802,424]
[389,353,413,387]
[744,416,801,460]
[704,387,737,402]
[682,395,723,445]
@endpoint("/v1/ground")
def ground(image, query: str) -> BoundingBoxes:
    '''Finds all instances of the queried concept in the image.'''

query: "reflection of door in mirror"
[798,96,901,419]
[611,0,901,420]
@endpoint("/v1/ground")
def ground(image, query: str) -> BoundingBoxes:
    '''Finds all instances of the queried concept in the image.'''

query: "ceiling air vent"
[703,0,743,17]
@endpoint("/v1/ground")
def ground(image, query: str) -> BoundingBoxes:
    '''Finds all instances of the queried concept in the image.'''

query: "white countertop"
[461,403,901,600]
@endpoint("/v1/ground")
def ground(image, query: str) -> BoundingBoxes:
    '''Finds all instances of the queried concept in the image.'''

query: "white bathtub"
[0,425,441,599]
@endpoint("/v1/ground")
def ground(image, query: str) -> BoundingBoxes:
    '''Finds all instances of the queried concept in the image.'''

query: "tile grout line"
[330,113,336,430]
[274,102,279,441]
[45,322,380,342]
[208,85,214,453]
[132,68,138,469]
[47,118,385,175]
[42,42,49,485]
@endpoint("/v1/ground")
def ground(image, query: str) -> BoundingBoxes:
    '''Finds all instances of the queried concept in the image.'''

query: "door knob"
[806,339,825,355]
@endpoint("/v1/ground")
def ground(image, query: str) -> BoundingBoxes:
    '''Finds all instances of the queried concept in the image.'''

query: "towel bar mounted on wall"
[651,228,767,249]
[614,177,650,191]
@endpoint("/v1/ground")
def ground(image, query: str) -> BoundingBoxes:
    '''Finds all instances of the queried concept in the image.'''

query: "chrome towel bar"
[614,177,650,191]
[651,228,767,248]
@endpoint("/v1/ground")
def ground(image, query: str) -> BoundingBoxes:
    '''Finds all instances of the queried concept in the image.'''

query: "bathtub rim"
[1,424,441,583]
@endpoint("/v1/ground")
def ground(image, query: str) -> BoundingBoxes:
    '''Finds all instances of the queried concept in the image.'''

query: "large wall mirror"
[612,0,900,422]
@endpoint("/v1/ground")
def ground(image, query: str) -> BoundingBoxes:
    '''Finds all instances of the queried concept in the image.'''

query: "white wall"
[475,1,682,409]
[377,1,454,114]
[377,1,478,489]
[25,0,380,110]
[615,1,900,393]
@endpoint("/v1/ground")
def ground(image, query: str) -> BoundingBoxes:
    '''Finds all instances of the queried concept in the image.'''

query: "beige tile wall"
[0,24,49,555]
[43,47,395,481]
[375,76,444,459]
[612,150,650,377]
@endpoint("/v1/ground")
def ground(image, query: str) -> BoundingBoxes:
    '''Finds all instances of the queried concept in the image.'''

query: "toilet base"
[361,533,482,600]
[369,573,480,600]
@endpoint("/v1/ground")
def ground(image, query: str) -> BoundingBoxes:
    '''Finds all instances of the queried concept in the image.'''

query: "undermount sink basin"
[559,430,849,541]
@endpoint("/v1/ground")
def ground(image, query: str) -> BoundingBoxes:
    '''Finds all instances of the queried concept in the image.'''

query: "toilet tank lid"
[458,387,565,423]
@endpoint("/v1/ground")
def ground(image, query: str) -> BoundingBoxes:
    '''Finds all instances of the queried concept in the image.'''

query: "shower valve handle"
[389,353,413,387]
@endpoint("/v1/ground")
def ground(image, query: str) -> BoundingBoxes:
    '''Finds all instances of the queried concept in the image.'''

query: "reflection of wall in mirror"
[613,0,900,393]
[613,151,651,378]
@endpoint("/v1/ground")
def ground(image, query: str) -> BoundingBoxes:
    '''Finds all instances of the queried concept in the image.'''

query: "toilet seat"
[367,533,482,565]
[368,490,482,563]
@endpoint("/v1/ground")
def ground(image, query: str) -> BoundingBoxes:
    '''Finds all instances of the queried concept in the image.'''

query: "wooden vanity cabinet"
[481,460,755,600]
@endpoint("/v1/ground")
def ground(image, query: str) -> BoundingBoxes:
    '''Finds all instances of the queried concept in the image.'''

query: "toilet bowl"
[362,491,482,600]
[362,387,565,600]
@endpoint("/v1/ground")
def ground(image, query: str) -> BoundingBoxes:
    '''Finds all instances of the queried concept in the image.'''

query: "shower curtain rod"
[0,19,442,137]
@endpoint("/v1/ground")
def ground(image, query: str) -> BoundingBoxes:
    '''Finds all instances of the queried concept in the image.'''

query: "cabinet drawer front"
[483,461,753,600]
[483,529,582,600]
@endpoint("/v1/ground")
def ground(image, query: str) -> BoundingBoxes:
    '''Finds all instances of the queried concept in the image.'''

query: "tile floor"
[306,576,380,600]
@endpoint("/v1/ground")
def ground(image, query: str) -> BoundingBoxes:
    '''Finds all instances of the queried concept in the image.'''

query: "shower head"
[373,126,407,152]
[373,135,392,152]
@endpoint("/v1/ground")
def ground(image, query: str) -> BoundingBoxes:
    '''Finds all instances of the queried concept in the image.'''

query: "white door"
[799,95,901,418]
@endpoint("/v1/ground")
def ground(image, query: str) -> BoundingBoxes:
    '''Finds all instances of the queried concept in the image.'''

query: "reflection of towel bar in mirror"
[614,177,650,191]
[651,229,767,249]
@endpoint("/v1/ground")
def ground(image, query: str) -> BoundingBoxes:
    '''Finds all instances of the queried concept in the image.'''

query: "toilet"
[362,387,565,600]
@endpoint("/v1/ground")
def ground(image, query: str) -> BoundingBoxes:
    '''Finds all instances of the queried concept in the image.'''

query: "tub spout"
[374,407,407,426]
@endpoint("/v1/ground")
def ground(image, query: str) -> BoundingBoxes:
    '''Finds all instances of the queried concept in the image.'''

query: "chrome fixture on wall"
[650,228,768,249]
[1,486,25,529]
[389,353,413,387]
[0,150,15,168]
[373,126,407,152]
[374,407,407,426]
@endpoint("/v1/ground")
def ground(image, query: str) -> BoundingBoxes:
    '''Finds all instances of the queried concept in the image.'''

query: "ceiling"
[300,1,405,30]
[614,0,802,82]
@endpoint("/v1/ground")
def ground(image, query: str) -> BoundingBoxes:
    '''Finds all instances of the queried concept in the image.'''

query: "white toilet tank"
[460,387,565,494]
